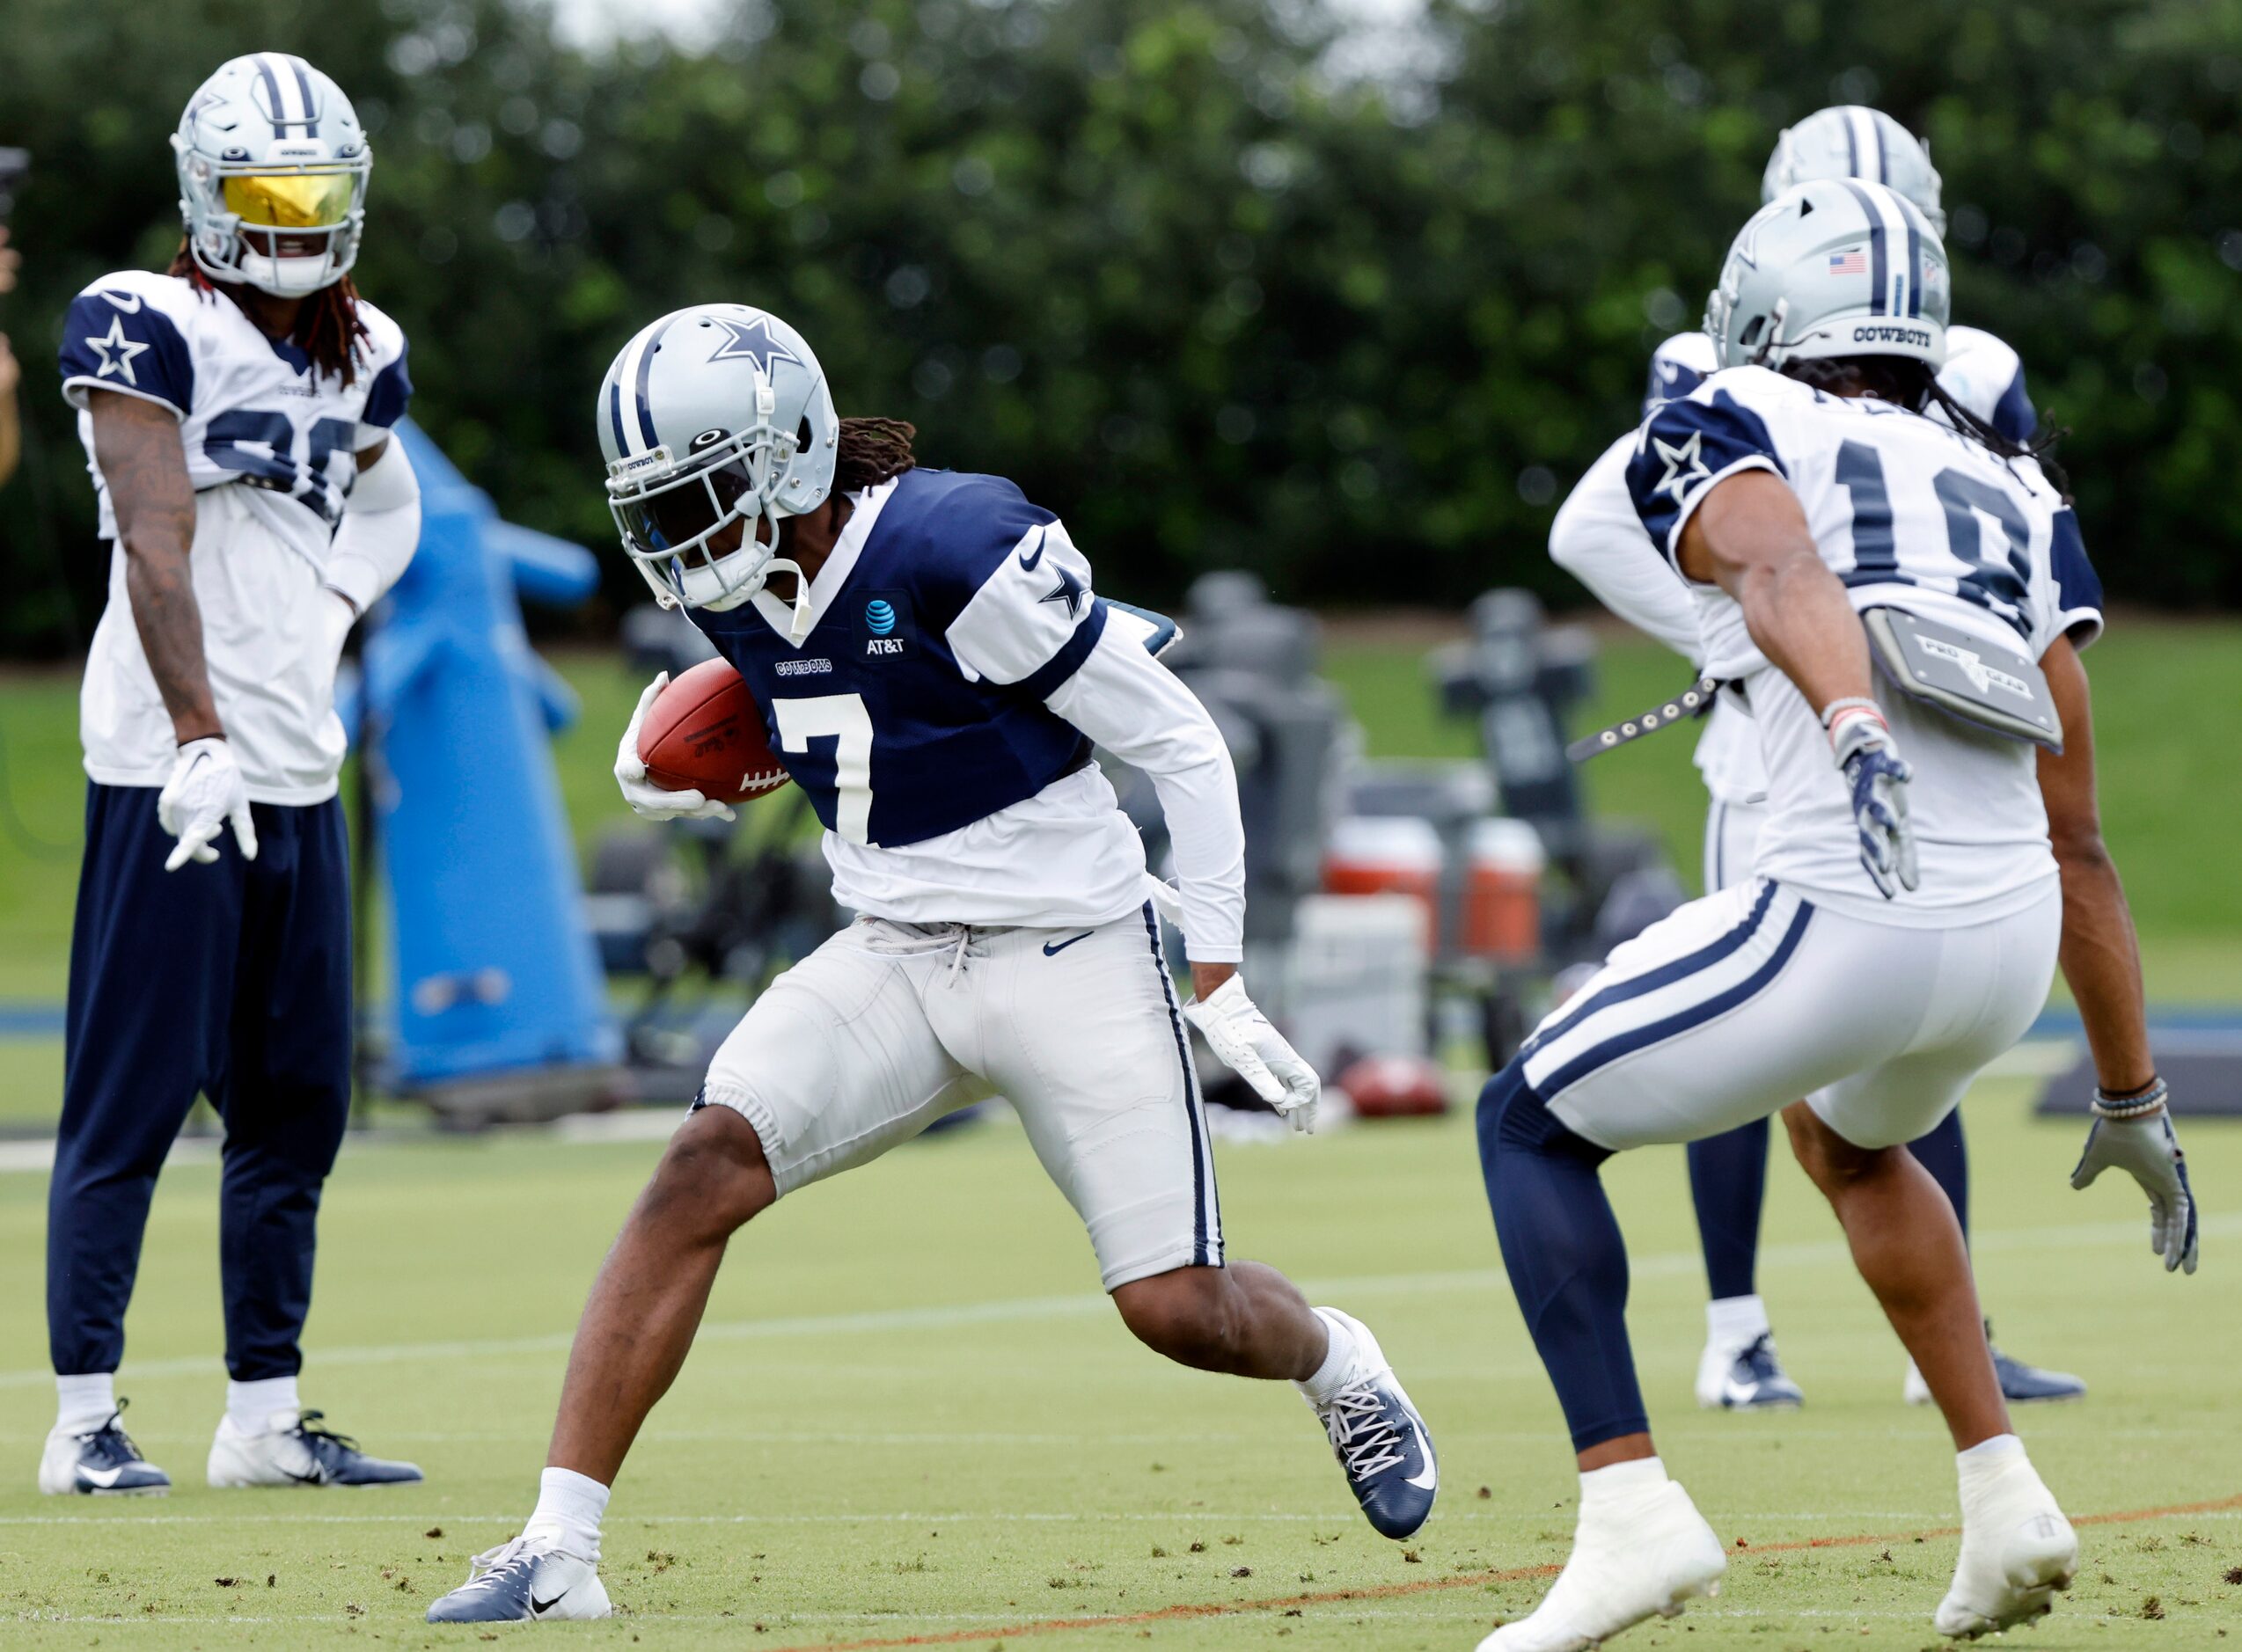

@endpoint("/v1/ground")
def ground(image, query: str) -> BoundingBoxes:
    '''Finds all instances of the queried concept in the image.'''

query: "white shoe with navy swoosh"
[39,1403,171,1495]
[1301,1308,1438,1539]
[426,1535,613,1623]
[208,1408,423,1488]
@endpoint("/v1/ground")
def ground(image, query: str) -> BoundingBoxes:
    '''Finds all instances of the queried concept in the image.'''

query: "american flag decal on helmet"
[1828,249,1868,275]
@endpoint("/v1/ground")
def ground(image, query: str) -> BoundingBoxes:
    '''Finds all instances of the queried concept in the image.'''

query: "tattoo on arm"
[91,391,222,744]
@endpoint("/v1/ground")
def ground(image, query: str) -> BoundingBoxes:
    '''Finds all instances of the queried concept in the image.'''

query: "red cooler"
[1463,817,1544,964]
[1323,816,1443,947]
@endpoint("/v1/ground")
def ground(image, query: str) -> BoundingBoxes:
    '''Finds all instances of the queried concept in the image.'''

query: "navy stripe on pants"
[48,783,353,1381]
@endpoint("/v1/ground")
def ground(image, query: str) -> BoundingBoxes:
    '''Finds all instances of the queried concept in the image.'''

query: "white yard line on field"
[0,1210,2225,1394]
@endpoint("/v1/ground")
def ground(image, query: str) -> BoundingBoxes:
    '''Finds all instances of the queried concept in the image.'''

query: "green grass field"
[0,1084,2237,1648]
[0,621,2238,1646]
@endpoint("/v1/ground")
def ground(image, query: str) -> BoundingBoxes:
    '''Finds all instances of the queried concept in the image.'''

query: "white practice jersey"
[1626,364,2103,924]
[1552,325,2044,808]
[61,269,412,802]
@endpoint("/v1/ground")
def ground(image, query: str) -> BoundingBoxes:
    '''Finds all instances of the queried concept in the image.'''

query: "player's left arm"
[1675,468,1918,897]
[1043,623,1322,1130]
[2038,633,2197,1273]
[319,327,421,649]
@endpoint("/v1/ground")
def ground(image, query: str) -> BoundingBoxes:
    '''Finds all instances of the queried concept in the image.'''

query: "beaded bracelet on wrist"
[2091,1076,2167,1120]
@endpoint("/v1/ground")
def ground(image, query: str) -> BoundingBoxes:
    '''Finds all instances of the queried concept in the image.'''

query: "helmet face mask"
[597,305,840,624]
[174,55,370,298]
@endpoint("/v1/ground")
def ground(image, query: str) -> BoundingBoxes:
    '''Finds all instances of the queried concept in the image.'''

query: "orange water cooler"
[1462,817,1545,965]
[1322,816,1443,947]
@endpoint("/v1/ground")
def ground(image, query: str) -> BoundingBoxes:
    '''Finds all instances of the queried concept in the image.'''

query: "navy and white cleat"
[1696,1333,1805,1411]
[1302,1308,1438,1539]
[1904,1323,2085,1407]
[208,1408,424,1488]
[39,1403,170,1496]
[426,1536,612,1623]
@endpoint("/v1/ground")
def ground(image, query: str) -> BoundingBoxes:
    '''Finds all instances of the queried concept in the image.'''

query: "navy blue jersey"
[691,468,1111,848]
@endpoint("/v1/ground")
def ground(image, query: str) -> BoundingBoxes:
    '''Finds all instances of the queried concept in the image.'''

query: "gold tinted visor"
[222,171,355,230]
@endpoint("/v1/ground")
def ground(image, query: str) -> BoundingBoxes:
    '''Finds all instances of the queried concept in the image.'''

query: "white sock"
[521,1467,610,1561]
[1705,1294,1770,1351]
[1579,1454,1669,1513]
[1956,1432,2027,1505]
[226,1376,301,1436]
[1296,1308,1361,1406]
[55,1373,115,1436]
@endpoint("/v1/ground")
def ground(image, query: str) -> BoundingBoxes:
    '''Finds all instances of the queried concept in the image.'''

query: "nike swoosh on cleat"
[1042,931,1095,956]
[1403,1416,1438,1491]
[531,1590,570,1615]
[1017,529,1048,573]
[77,1465,128,1489]
[279,1466,326,1485]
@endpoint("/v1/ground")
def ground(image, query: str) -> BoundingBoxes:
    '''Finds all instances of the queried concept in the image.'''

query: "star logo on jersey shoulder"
[706,313,802,376]
[1038,563,1088,619]
[84,316,151,386]
[1650,428,1712,503]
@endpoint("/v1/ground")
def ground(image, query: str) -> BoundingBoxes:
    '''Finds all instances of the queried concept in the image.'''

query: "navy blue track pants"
[48,782,352,1381]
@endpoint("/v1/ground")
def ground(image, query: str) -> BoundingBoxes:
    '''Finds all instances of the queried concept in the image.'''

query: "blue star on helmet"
[1651,428,1712,503]
[707,313,803,375]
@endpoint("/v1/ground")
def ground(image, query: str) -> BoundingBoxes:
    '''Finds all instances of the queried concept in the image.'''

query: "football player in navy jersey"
[1550,104,2083,1414]
[428,303,1439,1624]
[41,55,423,1498]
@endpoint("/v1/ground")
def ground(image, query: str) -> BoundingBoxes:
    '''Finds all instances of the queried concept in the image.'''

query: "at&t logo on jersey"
[860,592,912,657]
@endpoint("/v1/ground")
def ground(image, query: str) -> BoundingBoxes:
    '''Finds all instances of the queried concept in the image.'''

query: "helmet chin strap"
[766,554,815,642]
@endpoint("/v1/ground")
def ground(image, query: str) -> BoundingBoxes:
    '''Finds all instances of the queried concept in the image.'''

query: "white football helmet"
[173,54,370,297]
[1706,179,1950,373]
[597,303,839,629]
[1762,105,1945,233]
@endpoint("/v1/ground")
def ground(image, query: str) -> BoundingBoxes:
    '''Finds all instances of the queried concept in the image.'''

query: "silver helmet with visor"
[174,54,370,298]
[1705,179,1950,373]
[597,303,839,633]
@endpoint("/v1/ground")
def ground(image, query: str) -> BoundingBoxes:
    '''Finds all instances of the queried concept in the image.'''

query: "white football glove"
[1183,975,1321,1133]
[157,736,258,872]
[2070,1097,2199,1275]
[1826,700,1919,899]
[615,672,736,823]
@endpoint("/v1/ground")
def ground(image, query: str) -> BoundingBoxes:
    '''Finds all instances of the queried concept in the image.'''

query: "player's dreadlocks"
[834,417,918,492]
[1782,355,2070,500]
[167,240,372,386]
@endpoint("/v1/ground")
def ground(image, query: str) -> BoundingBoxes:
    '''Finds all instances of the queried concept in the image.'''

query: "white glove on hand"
[1827,700,1919,899]
[1182,975,1321,1132]
[157,736,258,872]
[615,672,736,822]
[2070,1102,2199,1274]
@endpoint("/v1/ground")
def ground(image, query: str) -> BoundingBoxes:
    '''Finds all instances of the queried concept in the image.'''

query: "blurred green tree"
[0,0,2238,654]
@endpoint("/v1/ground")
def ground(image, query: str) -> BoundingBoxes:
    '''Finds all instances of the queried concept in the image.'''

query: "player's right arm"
[90,389,258,869]
[2040,633,2197,1272]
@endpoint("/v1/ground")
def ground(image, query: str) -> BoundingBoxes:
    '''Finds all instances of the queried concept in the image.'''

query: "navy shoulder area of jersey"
[58,272,204,416]
[1939,325,2035,445]
[2048,506,2103,647]
[1627,367,1798,561]
[1642,330,1721,418]
[353,299,413,433]
[859,468,1054,610]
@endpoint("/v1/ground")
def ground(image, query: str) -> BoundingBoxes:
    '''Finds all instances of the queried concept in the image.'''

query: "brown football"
[636,658,792,804]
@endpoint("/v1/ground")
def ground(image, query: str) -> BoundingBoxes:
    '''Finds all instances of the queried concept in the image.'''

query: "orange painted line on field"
[762,1490,2242,1652]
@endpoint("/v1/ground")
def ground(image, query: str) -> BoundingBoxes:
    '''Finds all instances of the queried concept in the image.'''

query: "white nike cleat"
[1934,1451,2077,1639]
[208,1408,422,1488]
[1478,1477,1726,1651]
[39,1404,170,1495]
[426,1535,612,1623]
[1695,1333,1804,1411]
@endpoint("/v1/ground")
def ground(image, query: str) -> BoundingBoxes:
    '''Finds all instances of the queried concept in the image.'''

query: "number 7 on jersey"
[773,694,876,844]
